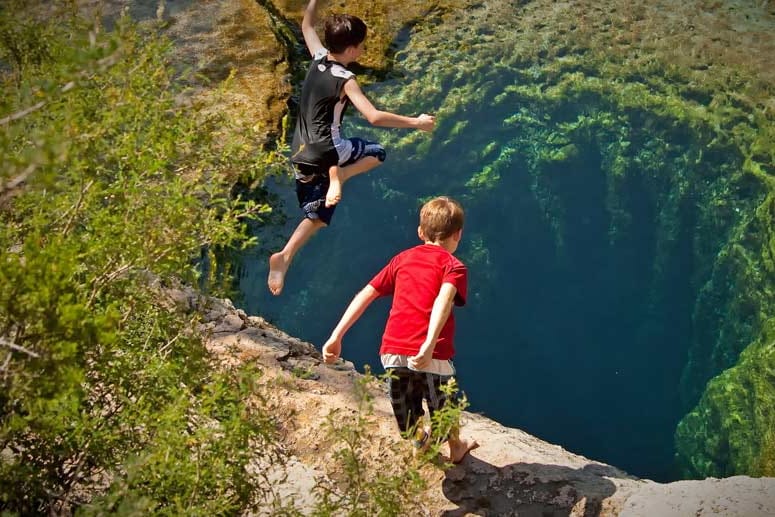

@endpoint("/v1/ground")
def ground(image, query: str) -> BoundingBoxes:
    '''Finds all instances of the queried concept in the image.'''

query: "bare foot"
[448,437,479,464]
[325,180,342,207]
[267,252,289,296]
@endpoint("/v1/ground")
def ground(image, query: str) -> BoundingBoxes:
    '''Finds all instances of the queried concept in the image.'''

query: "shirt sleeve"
[443,261,468,306]
[312,47,328,60]
[368,257,397,296]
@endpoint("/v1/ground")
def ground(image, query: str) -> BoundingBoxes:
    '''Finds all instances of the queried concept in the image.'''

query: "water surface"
[234,0,761,482]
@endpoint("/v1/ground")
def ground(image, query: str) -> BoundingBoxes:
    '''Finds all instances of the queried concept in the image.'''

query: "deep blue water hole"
[235,99,698,482]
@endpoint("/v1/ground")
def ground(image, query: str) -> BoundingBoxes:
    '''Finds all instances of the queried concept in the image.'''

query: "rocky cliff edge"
[167,284,775,517]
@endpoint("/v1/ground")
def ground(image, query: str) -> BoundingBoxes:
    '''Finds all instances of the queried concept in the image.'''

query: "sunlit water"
[232,1,752,482]
[237,136,695,482]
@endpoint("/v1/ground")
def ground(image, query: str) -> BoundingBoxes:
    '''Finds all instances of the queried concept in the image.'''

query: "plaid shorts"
[386,367,457,436]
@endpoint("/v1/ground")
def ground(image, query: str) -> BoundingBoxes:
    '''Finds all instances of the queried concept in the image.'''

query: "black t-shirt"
[291,48,354,171]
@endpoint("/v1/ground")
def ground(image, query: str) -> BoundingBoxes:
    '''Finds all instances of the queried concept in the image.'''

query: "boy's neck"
[328,51,352,66]
[424,239,457,254]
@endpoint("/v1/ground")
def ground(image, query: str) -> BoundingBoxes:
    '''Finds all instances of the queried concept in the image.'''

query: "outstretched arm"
[409,282,457,370]
[302,0,325,57]
[322,285,380,363]
[343,79,435,131]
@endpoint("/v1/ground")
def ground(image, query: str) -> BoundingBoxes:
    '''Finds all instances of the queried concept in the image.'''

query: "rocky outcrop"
[189,288,775,516]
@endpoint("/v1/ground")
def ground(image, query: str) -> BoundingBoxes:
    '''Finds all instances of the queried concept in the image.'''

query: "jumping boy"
[267,0,436,295]
[321,197,479,463]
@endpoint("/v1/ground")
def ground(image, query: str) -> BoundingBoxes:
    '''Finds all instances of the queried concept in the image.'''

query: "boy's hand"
[409,347,433,371]
[322,337,342,364]
[415,113,435,132]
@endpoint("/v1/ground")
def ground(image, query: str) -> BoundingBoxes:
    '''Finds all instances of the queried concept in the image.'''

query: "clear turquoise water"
[236,123,696,483]
[232,2,739,483]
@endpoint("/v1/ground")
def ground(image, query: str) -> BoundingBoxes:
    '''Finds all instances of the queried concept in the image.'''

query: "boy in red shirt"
[322,196,478,462]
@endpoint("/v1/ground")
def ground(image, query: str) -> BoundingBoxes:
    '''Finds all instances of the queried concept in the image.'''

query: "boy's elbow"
[365,113,382,126]
[366,110,392,126]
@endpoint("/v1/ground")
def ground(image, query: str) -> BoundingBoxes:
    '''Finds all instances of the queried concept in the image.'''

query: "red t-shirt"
[369,244,467,360]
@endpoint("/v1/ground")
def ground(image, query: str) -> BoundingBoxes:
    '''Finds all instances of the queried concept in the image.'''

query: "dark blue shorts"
[291,138,385,225]
[295,174,335,225]
[341,137,386,166]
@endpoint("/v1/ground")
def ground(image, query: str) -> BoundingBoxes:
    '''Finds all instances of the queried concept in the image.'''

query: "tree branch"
[0,337,40,358]
[0,101,46,126]
[0,164,37,203]
[60,179,95,236]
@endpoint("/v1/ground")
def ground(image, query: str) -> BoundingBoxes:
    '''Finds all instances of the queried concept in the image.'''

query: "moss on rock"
[676,318,775,477]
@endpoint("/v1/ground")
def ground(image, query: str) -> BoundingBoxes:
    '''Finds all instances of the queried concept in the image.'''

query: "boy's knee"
[348,138,386,164]
[373,146,386,162]
[361,141,386,162]
[310,217,328,228]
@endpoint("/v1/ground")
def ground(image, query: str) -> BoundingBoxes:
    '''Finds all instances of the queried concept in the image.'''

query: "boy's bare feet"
[268,252,289,295]
[448,437,479,464]
[325,180,342,207]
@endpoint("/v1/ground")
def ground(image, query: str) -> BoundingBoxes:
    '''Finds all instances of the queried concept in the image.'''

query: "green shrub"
[0,5,280,514]
[312,371,428,517]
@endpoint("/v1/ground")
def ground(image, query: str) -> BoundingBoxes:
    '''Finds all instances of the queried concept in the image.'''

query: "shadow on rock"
[442,455,620,517]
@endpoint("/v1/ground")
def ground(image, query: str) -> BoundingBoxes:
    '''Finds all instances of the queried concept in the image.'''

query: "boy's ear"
[417,226,425,241]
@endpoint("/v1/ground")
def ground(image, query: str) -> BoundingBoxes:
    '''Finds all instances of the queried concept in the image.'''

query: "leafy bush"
[312,370,469,516]
[0,4,280,514]
[312,371,428,516]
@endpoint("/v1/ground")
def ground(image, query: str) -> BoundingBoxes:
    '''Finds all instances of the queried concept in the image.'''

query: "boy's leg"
[339,156,382,183]
[388,368,432,458]
[325,157,381,207]
[268,217,327,296]
[424,374,479,463]
[268,172,336,295]
[387,368,425,437]
[337,138,386,184]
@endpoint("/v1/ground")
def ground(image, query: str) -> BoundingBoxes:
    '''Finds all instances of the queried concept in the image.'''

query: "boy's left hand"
[409,349,433,371]
[322,337,342,364]
[415,113,435,132]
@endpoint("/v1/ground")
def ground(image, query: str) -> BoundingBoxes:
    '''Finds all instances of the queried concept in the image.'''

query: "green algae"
[353,0,775,477]
[676,321,775,477]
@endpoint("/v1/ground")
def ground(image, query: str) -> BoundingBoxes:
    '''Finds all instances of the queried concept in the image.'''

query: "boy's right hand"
[322,337,342,364]
[415,113,435,132]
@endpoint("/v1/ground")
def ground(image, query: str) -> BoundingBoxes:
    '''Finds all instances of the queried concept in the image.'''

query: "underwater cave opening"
[453,131,698,483]
[234,102,737,483]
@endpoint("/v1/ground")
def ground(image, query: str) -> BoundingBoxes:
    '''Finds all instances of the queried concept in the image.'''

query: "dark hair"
[419,196,465,242]
[324,14,367,54]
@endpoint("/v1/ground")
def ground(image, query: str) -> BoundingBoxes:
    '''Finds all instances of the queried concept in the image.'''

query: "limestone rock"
[193,289,775,516]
